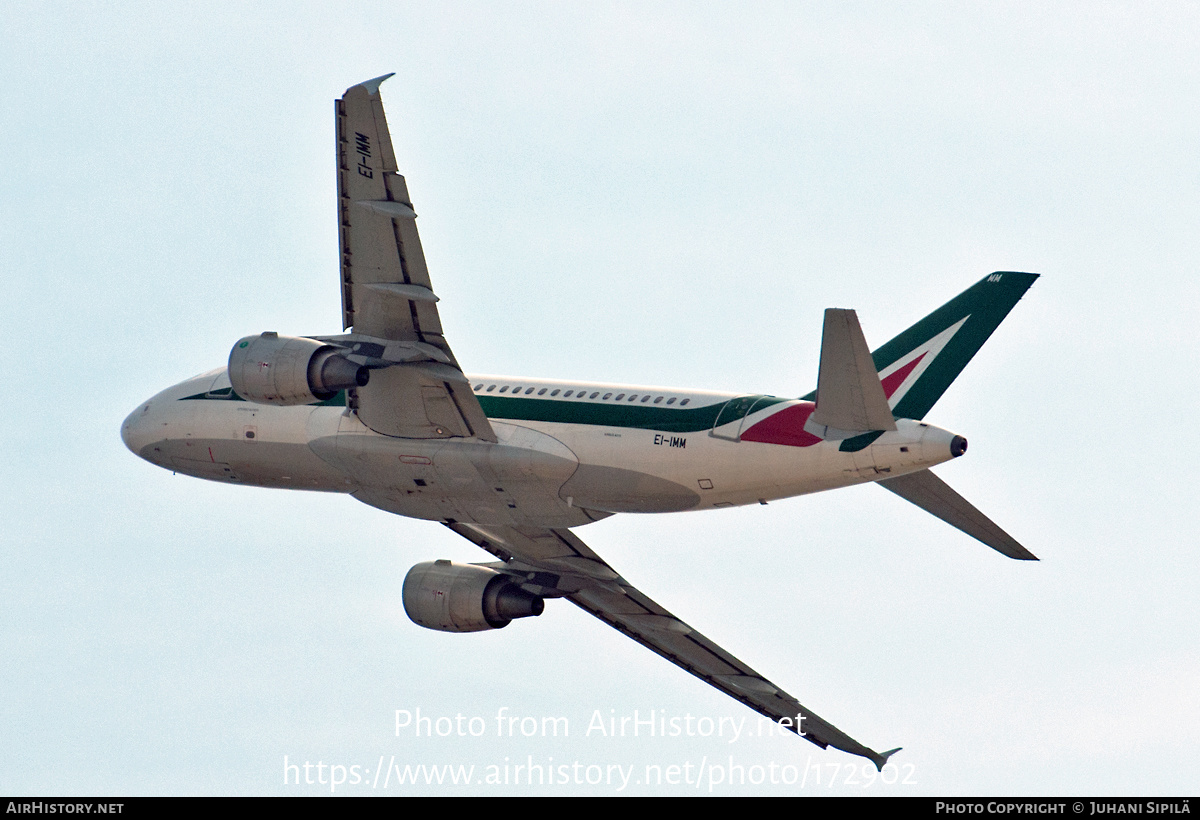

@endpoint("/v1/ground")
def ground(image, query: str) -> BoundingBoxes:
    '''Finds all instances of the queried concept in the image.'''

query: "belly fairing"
[310,417,601,527]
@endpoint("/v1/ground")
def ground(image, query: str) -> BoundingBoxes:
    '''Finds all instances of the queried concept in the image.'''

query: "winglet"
[352,73,395,96]
[871,747,903,772]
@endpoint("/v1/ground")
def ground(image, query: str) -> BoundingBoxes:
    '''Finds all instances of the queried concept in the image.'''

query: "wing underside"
[335,75,495,442]
[444,521,899,771]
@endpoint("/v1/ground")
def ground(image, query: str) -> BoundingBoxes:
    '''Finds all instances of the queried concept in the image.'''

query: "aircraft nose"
[121,401,156,457]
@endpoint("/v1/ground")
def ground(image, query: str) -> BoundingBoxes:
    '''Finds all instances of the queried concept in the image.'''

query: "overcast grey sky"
[2,1,1198,795]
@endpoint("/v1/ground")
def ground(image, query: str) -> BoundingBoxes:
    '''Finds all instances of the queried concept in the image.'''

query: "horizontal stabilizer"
[879,469,1037,560]
[873,747,903,773]
[807,308,897,439]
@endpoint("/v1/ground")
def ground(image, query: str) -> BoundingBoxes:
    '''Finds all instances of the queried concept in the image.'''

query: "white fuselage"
[122,368,962,529]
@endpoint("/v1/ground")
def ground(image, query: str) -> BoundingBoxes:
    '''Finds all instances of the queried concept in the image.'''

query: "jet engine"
[403,560,545,633]
[228,332,369,405]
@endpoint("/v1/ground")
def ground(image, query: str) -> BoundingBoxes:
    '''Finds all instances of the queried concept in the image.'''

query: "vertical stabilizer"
[803,272,1038,420]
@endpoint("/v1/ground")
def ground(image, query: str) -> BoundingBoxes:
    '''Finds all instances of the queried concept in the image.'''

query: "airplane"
[121,74,1039,772]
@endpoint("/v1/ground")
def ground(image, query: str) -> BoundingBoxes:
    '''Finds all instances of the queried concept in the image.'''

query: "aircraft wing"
[335,75,495,441]
[444,521,900,771]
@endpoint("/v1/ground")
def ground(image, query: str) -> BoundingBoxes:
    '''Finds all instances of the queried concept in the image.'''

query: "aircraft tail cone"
[951,435,967,457]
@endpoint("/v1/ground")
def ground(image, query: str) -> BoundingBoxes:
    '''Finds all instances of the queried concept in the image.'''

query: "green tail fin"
[803,272,1039,420]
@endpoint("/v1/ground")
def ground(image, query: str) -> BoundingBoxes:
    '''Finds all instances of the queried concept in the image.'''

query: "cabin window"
[499,386,509,393]
[627,394,637,401]
[602,393,612,400]
[525,387,535,395]
[680,398,690,406]
[642,396,651,403]
[537,388,547,395]
[590,392,600,399]
[550,389,560,396]
[666,397,676,405]
[486,385,496,392]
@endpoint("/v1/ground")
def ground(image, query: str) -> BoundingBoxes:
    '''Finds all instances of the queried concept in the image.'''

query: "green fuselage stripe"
[182,388,788,433]
[476,394,786,432]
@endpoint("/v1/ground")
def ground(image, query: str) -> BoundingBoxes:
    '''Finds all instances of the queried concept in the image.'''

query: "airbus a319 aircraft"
[122,74,1038,770]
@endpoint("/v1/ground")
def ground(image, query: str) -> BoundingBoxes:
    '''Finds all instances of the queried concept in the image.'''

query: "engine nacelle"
[228,332,368,405]
[403,560,545,633]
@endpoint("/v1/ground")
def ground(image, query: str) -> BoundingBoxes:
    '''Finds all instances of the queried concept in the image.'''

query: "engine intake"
[403,560,545,633]
[228,332,368,405]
